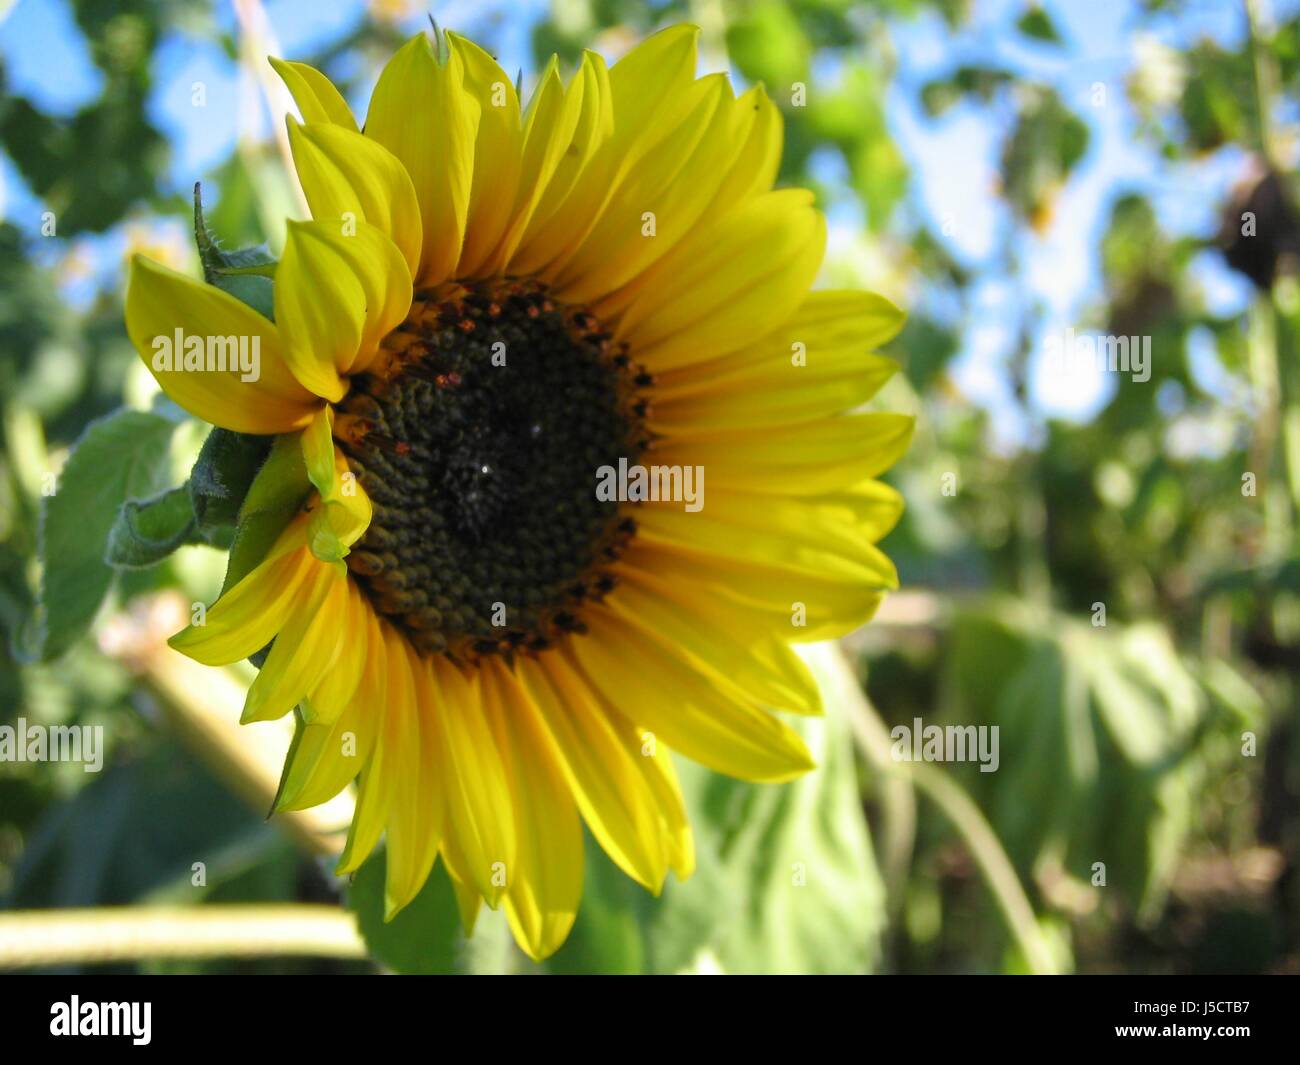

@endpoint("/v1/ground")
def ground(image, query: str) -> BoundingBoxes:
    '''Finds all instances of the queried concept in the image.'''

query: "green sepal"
[220,433,312,595]
[105,486,201,569]
[189,427,273,535]
[193,181,277,320]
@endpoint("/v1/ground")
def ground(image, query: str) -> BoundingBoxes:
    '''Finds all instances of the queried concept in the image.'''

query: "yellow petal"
[659,289,904,395]
[448,32,522,278]
[702,84,782,210]
[573,680,695,881]
[516,655,668,891]
[287,119,422,277]
[603,566,822,714]
[706,481,906,549]
[338,754,387,875]
[269,57,358,131]
[572,606,816,783]
[649,357,894,433]
[300,405,336,492]
[301,419,372,562]
[336,618,406,874]
[651,291,904,432]
[619,538,887,641]
[607,190,826,372]
[635,491,898,590]
[274,219,412,399]
[485,56,587,274]
[651,412,915,495]
[302,581,370,725]
[430,658,515,907]
[365,33,478,288]
[275,690,377,813]
[556,81,783,308]
[241,563,345,723]
[168,534,315,665]
[125,255,319,432]
[277,609,386,810]
[484,662,581,960]
[512,26,703,278]
[382,645,442,918]
[552,75,732,303]
[638,737,695,879]
[499,52,612,275]
[439,844,484,934]
[606,24,701,133]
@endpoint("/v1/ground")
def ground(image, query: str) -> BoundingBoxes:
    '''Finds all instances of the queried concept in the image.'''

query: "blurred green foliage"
[1,0,1299,974]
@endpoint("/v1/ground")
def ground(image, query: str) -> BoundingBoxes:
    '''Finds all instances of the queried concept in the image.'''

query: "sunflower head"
[124,23,913,961]
[339,280,649,660]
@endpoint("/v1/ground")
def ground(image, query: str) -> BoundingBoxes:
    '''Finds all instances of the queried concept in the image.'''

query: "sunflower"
[124,23,912,960]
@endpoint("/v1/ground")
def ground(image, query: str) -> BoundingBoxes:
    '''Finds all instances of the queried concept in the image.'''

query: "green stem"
[1247,299,1288,558]
[1246,0,1282,169]
[1245,0,1299,539]
[804,641,1062,975]
[0,905,364,969]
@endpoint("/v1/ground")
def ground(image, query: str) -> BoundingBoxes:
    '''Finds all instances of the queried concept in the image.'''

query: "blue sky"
[885,0,1265,432]
[0,0,1281,434]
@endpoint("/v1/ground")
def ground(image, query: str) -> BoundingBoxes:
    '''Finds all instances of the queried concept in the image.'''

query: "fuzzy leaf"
[36,408,177,659]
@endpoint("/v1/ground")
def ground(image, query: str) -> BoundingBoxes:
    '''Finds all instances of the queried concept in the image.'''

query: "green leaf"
[189,428,273,535]
[6,743,281,909]
[947,603,1230,919]
[349,851,465,974]
[221,433,311,594]
[1177,40,1252,153]
[725,0,811,89]
[0,93,165,237]
[1081,623,1199,766]
[544,681,885,974]
[193,182,276,320]
[105,485,198,569]
[1000,86,1090,227]
[920,65,1014,116]
[1016,5,1062,44]
[36,408,177,660]
[807,62,908,231]
[544,834,648,974]
[706,643,886,974]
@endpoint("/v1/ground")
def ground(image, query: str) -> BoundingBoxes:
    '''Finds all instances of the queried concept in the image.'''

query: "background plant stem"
[803,641,1062,975]
[0,905,364,968]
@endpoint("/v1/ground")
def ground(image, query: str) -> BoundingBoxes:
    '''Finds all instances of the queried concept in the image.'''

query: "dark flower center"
[336,280,650,662]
